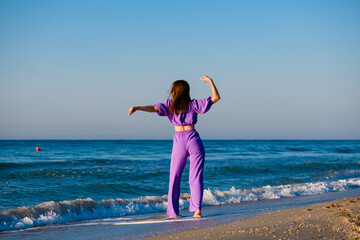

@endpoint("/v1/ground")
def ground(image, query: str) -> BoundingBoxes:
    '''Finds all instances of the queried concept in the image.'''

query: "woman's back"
[154,97,213,126]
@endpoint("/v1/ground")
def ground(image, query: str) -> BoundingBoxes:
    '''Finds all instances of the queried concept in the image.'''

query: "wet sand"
[143,196,360,240]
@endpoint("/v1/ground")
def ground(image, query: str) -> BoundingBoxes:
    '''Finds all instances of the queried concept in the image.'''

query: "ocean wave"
[314,169,360,180]
[287,147,312,152]
[1,178,360,232]
[0,196,170,232]
[0,159,134,171]
[333,148,359,154]
[202,178,360,205]
[213,162,360,175]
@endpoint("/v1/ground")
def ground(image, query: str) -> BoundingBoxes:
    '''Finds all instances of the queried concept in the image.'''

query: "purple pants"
[167,129,205,217]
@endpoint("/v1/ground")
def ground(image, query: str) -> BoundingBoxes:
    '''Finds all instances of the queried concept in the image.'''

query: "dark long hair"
[169,80,191,115]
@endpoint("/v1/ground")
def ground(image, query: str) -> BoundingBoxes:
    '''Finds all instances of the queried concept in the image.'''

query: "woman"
[128,76,220,218]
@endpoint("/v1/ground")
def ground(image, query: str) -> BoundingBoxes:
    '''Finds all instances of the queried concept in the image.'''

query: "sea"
[1,139,360,232]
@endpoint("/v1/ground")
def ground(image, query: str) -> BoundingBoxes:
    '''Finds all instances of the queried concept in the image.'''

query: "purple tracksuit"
[155,97,213,217]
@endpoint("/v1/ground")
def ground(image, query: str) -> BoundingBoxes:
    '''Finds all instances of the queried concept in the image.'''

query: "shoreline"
[1,189,360,240]
[143,196,360,240]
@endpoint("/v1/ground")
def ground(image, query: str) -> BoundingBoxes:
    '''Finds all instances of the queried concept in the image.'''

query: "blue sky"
[0,0,359,139]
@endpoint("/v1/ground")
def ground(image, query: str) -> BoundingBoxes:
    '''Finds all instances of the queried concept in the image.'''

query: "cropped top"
[154,96,213,126]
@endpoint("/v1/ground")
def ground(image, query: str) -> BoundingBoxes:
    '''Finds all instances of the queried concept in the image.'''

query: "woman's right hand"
[128,107,137,115]
[201,76,213,83]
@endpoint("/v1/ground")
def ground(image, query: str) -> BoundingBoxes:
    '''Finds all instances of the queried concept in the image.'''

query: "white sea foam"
[1,177,360,232]
[202,178,360,205]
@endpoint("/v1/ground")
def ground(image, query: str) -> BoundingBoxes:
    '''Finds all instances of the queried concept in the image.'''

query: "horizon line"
[0,138,359,141]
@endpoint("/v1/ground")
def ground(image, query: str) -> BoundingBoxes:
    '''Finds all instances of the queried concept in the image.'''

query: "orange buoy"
[35,147,41,151]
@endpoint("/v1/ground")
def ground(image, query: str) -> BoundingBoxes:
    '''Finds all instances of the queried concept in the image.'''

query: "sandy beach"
[143,196,360,240]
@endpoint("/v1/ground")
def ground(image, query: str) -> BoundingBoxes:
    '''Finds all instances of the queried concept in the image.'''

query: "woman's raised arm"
[128,105,159,115]
[201,76,220,103]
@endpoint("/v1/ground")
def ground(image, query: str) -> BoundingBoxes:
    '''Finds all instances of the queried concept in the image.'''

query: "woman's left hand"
[201,76,213,83]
